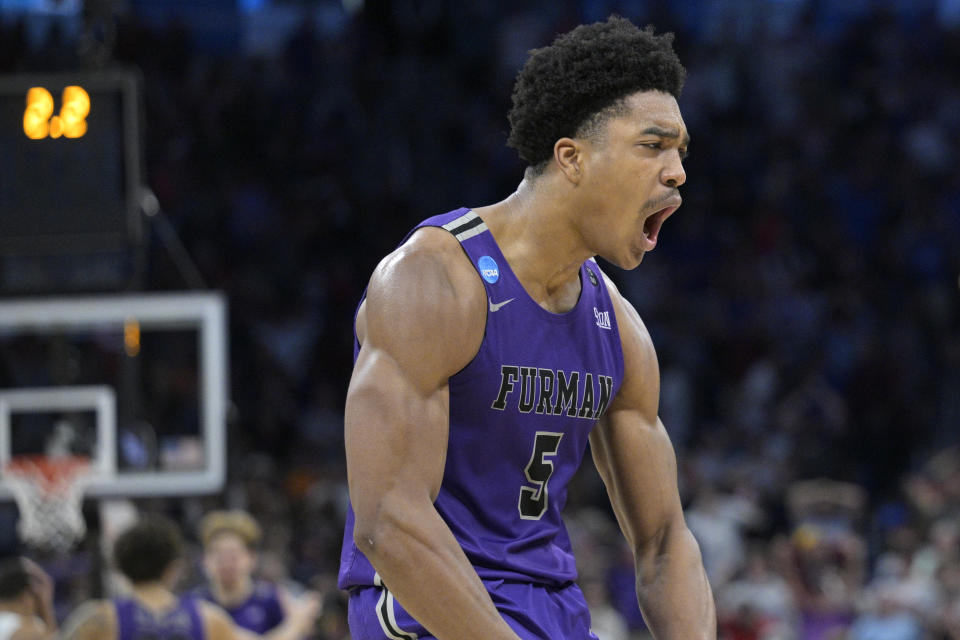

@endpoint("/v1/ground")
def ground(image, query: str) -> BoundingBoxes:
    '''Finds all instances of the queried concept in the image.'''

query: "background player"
[196,510,286,635]
[60,515,320,640]
[0,558,56,640]
[340,16,715,640]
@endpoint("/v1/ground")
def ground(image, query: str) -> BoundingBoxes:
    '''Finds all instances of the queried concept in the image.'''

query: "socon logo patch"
[478,255,499,283]
[587,268,599,286]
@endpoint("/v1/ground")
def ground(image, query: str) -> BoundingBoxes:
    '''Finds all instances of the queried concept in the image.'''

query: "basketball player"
[0,557,56,640]
[60,515,320,640]
[195,510,285,634]
[339,16,716,640]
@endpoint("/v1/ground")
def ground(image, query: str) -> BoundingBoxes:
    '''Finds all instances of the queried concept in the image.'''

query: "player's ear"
[554,138,582,184]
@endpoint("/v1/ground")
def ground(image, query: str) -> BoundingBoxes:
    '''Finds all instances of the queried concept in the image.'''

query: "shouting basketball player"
[338,15,716,640]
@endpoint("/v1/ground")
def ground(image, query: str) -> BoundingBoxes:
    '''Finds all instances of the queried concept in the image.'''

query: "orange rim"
[4,455,91,492]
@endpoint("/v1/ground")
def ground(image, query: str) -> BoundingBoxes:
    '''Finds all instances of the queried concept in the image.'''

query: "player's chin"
[612,247,646,270]
[598,243,646,270]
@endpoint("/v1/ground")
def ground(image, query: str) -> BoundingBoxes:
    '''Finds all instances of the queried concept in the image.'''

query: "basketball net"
[4,455,91,551]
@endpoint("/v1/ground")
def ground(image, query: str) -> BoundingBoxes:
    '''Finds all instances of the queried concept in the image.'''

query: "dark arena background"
[1,1,959,638]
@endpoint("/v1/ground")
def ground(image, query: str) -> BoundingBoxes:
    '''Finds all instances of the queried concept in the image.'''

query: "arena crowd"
[1,1,959,638]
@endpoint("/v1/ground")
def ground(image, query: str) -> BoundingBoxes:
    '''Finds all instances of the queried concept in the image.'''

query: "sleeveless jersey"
[114,596,205,640]
[194,581,284,634]
[338,208,625,589]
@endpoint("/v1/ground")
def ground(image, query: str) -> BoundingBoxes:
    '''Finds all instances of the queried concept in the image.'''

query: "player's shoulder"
[358,223,487,379]
[373,225,481,294]
[595,266,659,411]
[596,266,653,343]
[69,599,114,619]
[59,599,115,640]
[365,225,485,332]
[197,599,235,630]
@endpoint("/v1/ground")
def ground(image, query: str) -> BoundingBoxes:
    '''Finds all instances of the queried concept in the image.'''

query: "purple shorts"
[347,577,599,640]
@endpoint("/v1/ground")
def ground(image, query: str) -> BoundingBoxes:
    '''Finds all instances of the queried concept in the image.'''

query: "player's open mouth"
[641,205,679,250]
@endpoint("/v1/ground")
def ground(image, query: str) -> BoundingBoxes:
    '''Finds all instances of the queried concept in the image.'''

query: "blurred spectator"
[782,480,867,640]
[196,510,286,635]
[687,486,764,588]
[717,544,797,640]
[847,586,923,640]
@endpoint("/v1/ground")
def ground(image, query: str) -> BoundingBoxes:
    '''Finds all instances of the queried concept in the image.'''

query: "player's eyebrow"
[641,126,691,147]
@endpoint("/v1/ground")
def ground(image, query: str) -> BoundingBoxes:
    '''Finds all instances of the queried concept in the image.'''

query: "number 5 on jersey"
[519,431,563,520]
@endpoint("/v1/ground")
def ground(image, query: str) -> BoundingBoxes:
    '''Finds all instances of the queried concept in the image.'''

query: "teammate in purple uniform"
[339,15,716,640]
[196,511,285,635]
[60,516,319,640]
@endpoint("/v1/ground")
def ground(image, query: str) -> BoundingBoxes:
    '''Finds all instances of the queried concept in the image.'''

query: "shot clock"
[22,85,91,140]
[0,71,143,291]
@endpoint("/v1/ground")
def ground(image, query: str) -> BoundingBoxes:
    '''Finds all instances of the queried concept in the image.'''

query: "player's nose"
[662,152,686,188]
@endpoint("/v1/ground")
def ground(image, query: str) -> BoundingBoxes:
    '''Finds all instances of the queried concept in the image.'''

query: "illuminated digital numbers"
[23,85,90,140]
[23,87,54,139]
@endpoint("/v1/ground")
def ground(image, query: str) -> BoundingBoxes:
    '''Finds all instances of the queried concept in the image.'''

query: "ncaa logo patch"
[478,255,499,283]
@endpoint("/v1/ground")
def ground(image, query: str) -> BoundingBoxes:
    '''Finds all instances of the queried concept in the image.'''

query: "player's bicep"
[345,345,451,511]
[345,229,484,520]
[593,274,683,550]
[591,410,683,551]
[361,228,483,390]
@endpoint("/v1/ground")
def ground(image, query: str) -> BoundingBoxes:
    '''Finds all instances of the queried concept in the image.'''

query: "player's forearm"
[355,497,521,640]
[635,524,716,640]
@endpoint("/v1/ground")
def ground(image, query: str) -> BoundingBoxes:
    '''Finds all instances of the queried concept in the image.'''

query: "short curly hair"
[507,16,686,170]
[113,515,183,584]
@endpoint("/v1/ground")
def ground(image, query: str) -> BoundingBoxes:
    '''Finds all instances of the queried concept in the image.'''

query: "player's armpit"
[58,600,115,640]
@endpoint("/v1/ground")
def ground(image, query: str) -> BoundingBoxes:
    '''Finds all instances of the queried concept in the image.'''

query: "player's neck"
[131,582,177,611]
[213,576,254,607]
[475,178,590,307]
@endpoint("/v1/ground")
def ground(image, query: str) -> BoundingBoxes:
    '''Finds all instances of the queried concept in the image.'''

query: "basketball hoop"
[3,455,91,551]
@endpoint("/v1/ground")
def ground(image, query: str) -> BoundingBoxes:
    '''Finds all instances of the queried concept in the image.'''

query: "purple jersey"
[114,596,205,640]
[194,581,284,634]
[339,208,625,590]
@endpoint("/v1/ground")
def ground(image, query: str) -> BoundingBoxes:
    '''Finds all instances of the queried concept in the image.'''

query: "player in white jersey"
[0,557,55,640]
